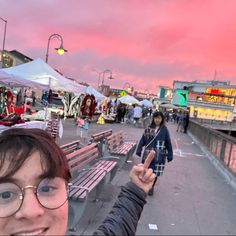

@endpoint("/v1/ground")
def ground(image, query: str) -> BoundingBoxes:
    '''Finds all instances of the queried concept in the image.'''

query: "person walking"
[133,105,142,125]
[176,111,184,132]
[136,111,173,195]
[183,111,190,133]
[126,104,134,124]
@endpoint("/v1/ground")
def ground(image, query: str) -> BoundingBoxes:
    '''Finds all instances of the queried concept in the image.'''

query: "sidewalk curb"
[188,131,236,191]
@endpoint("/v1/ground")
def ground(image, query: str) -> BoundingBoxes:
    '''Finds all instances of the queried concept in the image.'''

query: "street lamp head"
[45,33,67,63]
[55,43,68,55]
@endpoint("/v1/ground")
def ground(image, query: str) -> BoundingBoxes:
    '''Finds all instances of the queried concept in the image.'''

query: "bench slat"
[60,140,80,155]
[69,160,117,199]
[67,143,97,160]
[95,160,117,172]
[70,153,99,173]
[91,129,112,143]
[70,169,106,200]
[106,131,137,170]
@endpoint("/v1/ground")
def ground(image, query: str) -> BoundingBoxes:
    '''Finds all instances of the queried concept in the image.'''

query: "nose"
[14,188,45,219]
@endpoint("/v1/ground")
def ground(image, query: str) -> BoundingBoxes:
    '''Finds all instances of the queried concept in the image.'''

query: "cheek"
[0,218,8,234]
[48,203,68,234]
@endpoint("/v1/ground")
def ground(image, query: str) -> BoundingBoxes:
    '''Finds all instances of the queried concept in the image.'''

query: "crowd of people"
[100,99,153,125]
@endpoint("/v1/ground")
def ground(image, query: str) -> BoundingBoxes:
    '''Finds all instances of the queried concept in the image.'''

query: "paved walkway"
[61,119,236,235]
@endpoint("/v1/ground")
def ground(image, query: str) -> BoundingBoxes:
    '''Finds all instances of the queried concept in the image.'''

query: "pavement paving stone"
[62,118,236,235]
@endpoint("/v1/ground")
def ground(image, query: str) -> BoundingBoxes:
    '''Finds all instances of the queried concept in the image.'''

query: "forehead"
[0,151,46,184]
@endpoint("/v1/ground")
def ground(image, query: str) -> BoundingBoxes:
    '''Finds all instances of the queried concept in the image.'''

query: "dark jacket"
[136,125,173,164]
[93,182,147,236]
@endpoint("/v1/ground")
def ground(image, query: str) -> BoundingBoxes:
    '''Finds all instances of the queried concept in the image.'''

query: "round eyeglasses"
[0,177,70,218]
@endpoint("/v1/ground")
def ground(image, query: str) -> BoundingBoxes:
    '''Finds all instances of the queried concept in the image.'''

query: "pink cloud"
[1,0,236,93]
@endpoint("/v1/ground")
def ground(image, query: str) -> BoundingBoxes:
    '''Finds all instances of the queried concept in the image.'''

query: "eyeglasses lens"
[0,177,68,218]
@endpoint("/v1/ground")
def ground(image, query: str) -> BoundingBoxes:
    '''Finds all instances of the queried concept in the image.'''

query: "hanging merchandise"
[97,114,105,125]
[80,94,96,120]
[1,90,15,117]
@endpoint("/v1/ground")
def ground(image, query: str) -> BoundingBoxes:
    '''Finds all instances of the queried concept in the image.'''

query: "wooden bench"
[60,140,80,155]
[45,119,60,143]
[89,129,112,156]
[66,142,118,231]
[105,131,137,169]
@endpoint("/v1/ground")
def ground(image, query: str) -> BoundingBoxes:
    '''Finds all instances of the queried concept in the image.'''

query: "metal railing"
[189,120,236,175]
[191,118,236,131]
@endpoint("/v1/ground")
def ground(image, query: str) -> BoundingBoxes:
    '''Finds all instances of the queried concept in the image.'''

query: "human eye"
[37,178,60,196]
[38,185,58,195]
[0,184,20,204]
[38,185,57,193]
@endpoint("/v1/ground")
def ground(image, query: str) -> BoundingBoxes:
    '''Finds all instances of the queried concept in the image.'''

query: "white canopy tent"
[86,86,106,101]
[74,85,107,101]
[2,58,85,93]
[0,69,48,90]
[118,95,141,105]
[160,103,179,109]
[141,99,153,108]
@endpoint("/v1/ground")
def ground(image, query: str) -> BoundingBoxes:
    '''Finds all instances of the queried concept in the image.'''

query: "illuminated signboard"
[172,89,188,106]
[207,88,224,95]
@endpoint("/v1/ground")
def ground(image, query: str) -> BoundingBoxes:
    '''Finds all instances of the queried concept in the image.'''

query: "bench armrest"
[75,166,108,176]
[102,155,120,161]
[88,167,108,174]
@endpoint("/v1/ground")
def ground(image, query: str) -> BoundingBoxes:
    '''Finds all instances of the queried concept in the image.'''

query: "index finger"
[143,150,155,168]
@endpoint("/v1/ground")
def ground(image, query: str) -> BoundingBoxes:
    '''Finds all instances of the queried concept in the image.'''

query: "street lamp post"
[97,72,103,89]
[45,33,67,63]
[99,69,114,95]
[0,17,7,68]
[101,69,113,86]
[92,69,103,89]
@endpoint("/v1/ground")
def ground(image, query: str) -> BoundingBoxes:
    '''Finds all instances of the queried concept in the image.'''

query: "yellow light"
[57,48,65,55]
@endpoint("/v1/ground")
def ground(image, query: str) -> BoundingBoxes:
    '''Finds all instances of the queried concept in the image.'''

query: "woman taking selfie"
[0,128,155,235]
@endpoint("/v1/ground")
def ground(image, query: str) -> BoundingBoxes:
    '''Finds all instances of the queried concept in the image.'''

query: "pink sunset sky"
[1,0,236,94]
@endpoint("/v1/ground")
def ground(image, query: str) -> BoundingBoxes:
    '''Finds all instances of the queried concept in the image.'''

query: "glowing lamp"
[55,45,67,55]
[45,33,67,63]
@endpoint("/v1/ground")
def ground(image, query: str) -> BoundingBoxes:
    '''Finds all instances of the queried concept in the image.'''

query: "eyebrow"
[0,173,49,185]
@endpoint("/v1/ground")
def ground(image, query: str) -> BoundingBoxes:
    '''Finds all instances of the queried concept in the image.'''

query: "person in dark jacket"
[136,111,173,195]
[183,111,190,133]
[0,128,156,236]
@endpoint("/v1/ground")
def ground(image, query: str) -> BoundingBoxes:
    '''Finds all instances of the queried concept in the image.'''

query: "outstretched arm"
[93,151,156,236]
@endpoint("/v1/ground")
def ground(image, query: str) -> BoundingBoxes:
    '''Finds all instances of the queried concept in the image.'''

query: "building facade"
[173,80,236,121]
[0,50,32,68]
